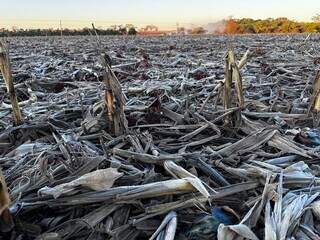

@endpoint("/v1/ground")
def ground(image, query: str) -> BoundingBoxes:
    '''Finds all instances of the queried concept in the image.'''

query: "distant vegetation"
[221,17,320,34]
[189,27,206,35]
[312,14,320,23]
[1,17,320,37]
[0,25,137,37]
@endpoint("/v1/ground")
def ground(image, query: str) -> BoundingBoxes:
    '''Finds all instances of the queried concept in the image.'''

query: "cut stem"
[0,42,22,126]
[223,50,233,125]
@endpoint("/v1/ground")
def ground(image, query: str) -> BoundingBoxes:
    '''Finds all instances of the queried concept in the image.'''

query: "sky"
[0,0,319,30]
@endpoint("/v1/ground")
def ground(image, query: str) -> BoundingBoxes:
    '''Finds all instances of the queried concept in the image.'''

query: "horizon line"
[0,16,317,30]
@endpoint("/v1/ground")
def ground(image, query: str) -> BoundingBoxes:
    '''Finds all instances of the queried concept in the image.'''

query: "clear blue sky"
[1,0,319,29]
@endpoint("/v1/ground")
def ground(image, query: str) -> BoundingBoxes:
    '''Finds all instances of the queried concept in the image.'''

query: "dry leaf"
[218,223,259,240]
[38,168,123,198]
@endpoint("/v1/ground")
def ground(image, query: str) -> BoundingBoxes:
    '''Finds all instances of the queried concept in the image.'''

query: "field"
[1,34,320,239]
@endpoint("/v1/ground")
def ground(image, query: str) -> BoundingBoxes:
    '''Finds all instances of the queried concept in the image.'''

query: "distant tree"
[128,27,137,35]
[118,26,127,35]
[224,19,238,34]
[191,27,206,34]
[242,24,255,33]
[313,14,320,22]
[125,24,134,31]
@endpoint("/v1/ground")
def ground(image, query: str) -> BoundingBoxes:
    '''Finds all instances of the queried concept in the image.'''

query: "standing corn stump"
[91,23,126,136]
[102,54,127,136]
[0,42,22,126]
[223,50,244,127]
[308,71,320,126]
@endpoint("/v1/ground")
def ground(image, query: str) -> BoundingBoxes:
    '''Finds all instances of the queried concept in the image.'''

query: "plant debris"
[1,34,320,239]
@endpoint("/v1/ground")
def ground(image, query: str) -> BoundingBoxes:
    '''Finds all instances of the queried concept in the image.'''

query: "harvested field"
[1,34,320,239]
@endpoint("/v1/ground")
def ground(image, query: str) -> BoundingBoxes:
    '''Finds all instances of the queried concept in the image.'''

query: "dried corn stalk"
[103,63,127,136]
[0,42,22,126]
[92,23,127,136]
[233,64,244,108]
[199,50,251,113]
[0,169,10,216]
[308,71,320,126]
[0,168,13,233]
[150,211,177,240]
[311,200,320,219]
[164,160,213,199]
[223,50,233,125]
[223,50,244,126]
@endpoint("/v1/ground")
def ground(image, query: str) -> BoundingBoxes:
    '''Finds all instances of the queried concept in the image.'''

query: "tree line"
[223,17,320,34]
[0,26,137,37]
[1,17,320,37]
